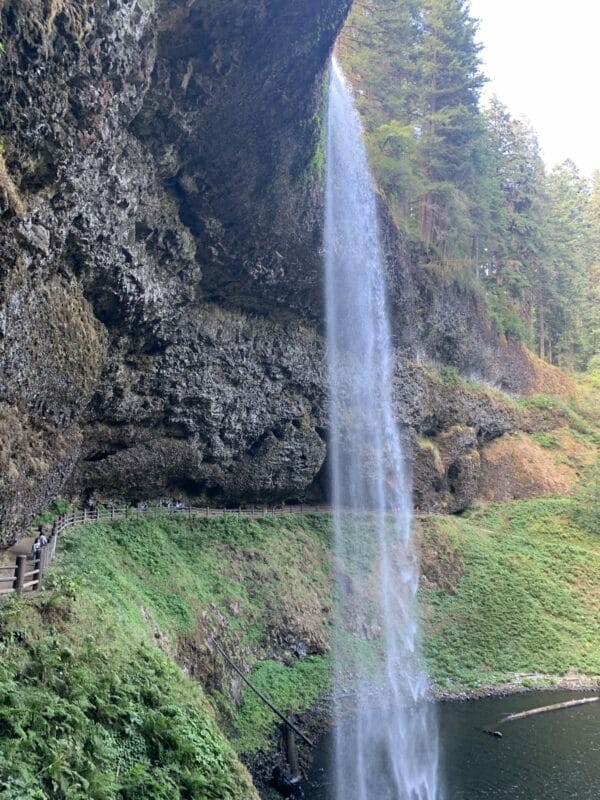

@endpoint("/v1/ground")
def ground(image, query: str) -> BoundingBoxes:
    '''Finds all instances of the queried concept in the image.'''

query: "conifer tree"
[415,0,487,258]
[340,0,489,263]
[582,171,600,362]
[545,161,592,367]
[483,98,548,345]
[339,2,600,365]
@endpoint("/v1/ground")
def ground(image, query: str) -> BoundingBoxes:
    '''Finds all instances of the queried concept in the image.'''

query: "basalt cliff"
[0,0,569,546]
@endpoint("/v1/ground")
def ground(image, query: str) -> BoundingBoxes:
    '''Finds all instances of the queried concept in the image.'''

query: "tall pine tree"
[545,161,592,367]
[482,98,548,345]
[340,0,489,263]
[339,2,599,367]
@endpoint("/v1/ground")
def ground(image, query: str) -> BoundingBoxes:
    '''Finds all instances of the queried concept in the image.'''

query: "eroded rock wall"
[0,0,563,545]
[0,0,350,544]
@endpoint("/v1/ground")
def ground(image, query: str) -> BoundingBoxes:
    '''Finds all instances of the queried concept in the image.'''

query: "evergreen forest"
[339,0,600,368]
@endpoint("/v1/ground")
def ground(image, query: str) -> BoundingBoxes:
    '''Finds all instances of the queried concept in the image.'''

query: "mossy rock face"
[1,276,106,422]
[0,276,106,546]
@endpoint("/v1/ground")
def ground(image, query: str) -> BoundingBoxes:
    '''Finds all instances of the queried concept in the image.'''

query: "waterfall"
[325,58,442,800]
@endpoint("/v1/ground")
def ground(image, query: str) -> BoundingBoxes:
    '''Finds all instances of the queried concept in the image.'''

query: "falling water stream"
[325,58,442,800]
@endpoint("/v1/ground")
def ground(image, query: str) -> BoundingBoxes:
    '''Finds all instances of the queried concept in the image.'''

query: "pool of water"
[304,691,600,799]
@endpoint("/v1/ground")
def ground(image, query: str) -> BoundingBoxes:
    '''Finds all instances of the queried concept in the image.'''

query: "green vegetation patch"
[32,498,72,528]
[0,513,336,797]
[58,513,332,647]
[234,657,331,755]
[419,499,600,691]
[571,457,600,535]
[520,394,600,445]
[0,589,257,800]
[531,432,560,449]
[0,512,335,796]
[4,496,600,795]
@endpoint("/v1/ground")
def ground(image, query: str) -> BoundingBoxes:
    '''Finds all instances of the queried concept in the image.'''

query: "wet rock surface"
[0,0,557,544]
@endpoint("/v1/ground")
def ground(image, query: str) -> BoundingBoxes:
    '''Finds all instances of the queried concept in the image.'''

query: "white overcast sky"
[468,0,600,177]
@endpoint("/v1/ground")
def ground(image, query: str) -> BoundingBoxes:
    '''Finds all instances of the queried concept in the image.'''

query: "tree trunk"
[538,279,546,359]
[499,696,599,725]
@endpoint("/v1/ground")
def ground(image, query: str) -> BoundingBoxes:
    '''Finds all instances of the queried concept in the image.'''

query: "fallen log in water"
[499,696,599,725]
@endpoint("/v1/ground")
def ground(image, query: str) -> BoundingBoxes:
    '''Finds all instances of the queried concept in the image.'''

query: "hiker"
[39,530,48,546]
[31,537,42,558]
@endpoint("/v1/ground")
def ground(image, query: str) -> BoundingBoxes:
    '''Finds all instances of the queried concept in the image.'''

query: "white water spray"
[325,59,442,800]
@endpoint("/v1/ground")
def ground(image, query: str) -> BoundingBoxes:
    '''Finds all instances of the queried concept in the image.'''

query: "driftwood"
[482,696,600,736]
[499,696,600,725]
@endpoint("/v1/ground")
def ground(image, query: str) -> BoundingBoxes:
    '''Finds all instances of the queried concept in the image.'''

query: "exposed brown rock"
[478,433,587,503]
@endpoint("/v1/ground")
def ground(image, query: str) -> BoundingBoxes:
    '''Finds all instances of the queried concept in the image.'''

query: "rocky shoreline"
[248,673,600,796]
[433,673,600,703]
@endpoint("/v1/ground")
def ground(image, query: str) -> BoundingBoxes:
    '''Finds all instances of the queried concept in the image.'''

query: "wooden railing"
[0,525,58,597]
[1,503,330,598]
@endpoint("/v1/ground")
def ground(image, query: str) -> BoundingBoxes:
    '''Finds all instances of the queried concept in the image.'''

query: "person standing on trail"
[39,530,48,546]
[31,536,41,558]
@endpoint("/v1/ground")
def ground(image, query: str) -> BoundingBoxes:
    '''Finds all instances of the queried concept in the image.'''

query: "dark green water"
[305,691,600,799]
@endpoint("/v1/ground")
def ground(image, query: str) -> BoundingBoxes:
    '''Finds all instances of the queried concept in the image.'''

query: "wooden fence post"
[111,505,115,521]
[41,547,48,583]
[14,555,26,595]
[34,552,42,591]
[285,725,300,780]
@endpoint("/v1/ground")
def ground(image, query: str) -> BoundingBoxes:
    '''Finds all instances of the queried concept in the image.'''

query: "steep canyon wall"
[0,0,556,546]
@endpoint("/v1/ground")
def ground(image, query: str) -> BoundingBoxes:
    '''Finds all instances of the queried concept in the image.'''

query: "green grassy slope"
[57,513,332,650]
[1,489,599,797]
[418,498,600,692]
[56,514,334,758]
[0,513,335,799]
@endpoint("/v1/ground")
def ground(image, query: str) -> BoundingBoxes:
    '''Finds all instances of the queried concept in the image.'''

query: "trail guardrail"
[1,503,330,597]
